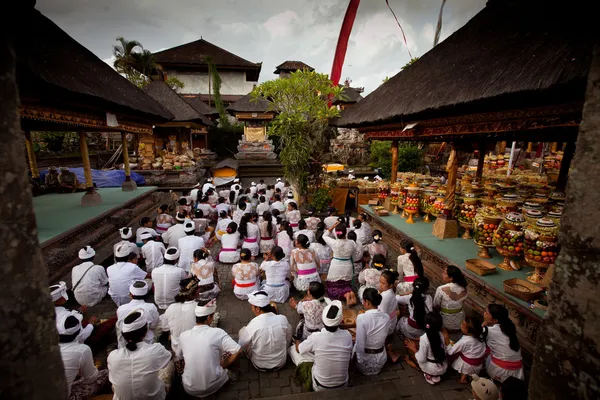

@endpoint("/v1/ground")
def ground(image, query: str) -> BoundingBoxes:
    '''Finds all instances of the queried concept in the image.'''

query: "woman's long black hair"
[280,221,294,241]
[424,312,446,364]
[238,214,250,239]
[488,304,520,351]
[446,265,467,288]
[410,277,430,329]
[263,211,273,239]
[403,240,424,278]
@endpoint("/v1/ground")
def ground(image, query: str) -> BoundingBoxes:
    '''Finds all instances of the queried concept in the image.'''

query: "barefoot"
[404,355,419,370]
[458,375,468,384]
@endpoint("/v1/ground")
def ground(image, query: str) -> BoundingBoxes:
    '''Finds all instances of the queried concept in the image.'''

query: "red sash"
[261,237,273,240]
[490,355,523,370]
[290,223,299,228]
[404,275,417,283]
[449,353,486,366]
[407,318,421,330]
[244,238,257,243]
[233,280,256,288]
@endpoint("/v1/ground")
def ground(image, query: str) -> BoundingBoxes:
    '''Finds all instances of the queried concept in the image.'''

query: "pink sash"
[297,268,317,276]
[244,238,257,243]
[404,275,417,283]
[491,355,523,370]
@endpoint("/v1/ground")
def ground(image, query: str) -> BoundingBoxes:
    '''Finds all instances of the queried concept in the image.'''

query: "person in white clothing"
[259,246,290,303]
[270,194,285,215]
[202,178,215,196]
[289,282,328,340]
[57,315,108,398]
[108,310,174,400]
[483,304,525,382]
[177,221,205,272]
[239,291,292,371]
[116,281,160,348]
[230,178,241,193]
[446,315,487,383]
[219,222,241,263]
[136,217,158,244]
[239,214,260,257]
[378,270,400,335]
[256,195,270,217]
[190,249,221,302]
[51,281,95,344]
[249,181,258,195]
[396,277,433,340]
[356,213,373,244]
[355,289,390,376]
[274,177,285,192]
[284,192,297,211]
[216,197,230,216]
[256,179,267,192]
[350,219,368,246]
[395,240,424,295]
[179,300,242,398]
[161,213,188,248]
[404,312,448,385]
[294,219,316,243]
[161,278,200,358]
[71,246,108,307]
[215,210,233,240]
[107,244,149,306]
[113,227,139,260]
[231,249,260,300]
[434,265,468,331]
[323,207,338,229]
[140,232,166,273]
[190,182,201,204]
[322,222,357,305]
[151,247,187,310]
[289,300,353,391]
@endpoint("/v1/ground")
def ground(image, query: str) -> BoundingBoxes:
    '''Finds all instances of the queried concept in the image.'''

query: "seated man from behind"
[45,166,60,192]
[238,291,291,371]
[58,166,79,193]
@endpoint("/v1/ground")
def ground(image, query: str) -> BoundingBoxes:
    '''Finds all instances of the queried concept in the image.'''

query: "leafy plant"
[311,188,333,213]
[205,56,231,129]
[165,76,185,91]
[401,57,420,70]
[369,140,424,178]
[252,70,342,202]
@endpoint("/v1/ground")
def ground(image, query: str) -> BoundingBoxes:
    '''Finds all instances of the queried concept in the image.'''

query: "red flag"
[330,0,361,87]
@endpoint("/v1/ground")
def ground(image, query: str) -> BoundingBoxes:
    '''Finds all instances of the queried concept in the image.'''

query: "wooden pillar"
[551,142,558,153]
[79,131,102,206]
[476,141,486,181]
[390,140,399,182]
[121,132,137,191]
[23,129,39,179]
[445,147,458,215]
[498,141,507,154]
[556,141,575,192]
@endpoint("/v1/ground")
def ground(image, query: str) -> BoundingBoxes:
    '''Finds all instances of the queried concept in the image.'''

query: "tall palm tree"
[112,37,142,76]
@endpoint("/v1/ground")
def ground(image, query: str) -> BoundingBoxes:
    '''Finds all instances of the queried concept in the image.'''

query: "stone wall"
[167,69,256,95]
[329,127,371,166]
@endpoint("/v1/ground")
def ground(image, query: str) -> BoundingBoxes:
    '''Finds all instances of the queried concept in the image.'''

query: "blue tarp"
[39,168,145,188]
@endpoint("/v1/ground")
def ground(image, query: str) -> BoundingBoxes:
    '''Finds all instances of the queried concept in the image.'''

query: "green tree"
[165,76,185,91]
[205,56,230,129]
[401,57,420,70]
[370,140,424,178]
[252,70,342,200]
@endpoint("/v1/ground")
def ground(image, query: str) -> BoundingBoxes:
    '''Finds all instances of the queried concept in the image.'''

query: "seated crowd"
[52,178,528,399]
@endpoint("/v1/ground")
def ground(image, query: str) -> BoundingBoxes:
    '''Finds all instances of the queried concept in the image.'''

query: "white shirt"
[179,325,241,398]
[355,309,390,362]
[275,181,285,191]
[299,328,353,389]
[107,262,148,306]
[260,260,290,285]
[239,312,291,370]
[322,231,356,281]
[108,342,172,400]
[117,299,160,346]
[55,306,94,343]
[162,300,197,357]
[141,241,166,272]
[151,264,187,310]
[197,203,214,217]
[177,235,205,272]
[71,261,108,307]
[216,203,230,216]
[415,332,448,376]
[221,232,240,250]
[202,182,215,196]
[257,183,267,191]
[136,227,158,243]
[190,188,200,202]
[250,185,258,195]
[323,216,338,229]
[59,342,100,396]
[378,289,398,334]
[351,226,368,246]
[256,202,270,218]
[486,324,523,362]
[161,223,187,248]
[294,229,316,243]
[113,240,140,258]
[270,201,285,213]
[216,217,233,239]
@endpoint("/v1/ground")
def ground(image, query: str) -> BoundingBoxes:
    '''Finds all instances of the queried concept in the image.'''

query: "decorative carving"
[245,127,266,142]
[329,128,371,165]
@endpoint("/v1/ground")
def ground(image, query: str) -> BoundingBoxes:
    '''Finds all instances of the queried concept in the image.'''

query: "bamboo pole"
[79,131,93,189]
[121,132,137,191]
[391,140,399,182]
[23,129,39,179]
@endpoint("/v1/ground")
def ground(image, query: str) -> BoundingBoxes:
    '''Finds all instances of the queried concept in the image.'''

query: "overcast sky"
[37,0,486,94]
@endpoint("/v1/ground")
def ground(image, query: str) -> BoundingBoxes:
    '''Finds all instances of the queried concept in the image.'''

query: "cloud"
[263,10,301,38]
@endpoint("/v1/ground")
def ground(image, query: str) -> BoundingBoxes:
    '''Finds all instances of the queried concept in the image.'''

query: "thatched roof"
[274,61,314,74]
[333,86,364,105]
[336,0,593,128]
[227,93,272,114]
[16,9,173,122]
[143,81,212,126]
[154,39,262,81]
[182,96,219,117]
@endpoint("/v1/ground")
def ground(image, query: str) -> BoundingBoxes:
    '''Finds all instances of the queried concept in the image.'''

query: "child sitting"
[404,312,448,385]
[259,246,291,303]
[446,315,487,383]
[190,249,220,302]
[357,253,385,302]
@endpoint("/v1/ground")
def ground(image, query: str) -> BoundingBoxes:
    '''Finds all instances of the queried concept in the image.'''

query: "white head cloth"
[248,291,270,308]
[348,174,355,179]
[129,280,149,296]
[184,221,195,233]
[374,175,382,181]
[349,169,355,173]
[140,231,153,241]
[195,299,217,317]
[164,247,180,261]
[234,178,240,183]
[78,245,95,260]
[50,281,69,302]
[322,299,344,327]
[364,177,369,180]
[115,244,131,258]
[120,227,133,239]
[287,192,294,198]
[56,313,81,335]
[276,178,282,182]
[251,182,256,186]
[122,309,148,333]
[194,182,201,188]
[176,213,186,222]
[207,178,213,182]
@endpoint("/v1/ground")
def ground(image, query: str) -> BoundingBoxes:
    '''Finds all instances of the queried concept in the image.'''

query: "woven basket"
[466,259,497,276]
[503,278,542,301]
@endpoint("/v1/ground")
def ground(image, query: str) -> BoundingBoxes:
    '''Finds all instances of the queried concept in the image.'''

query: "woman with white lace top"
[357,253,385,302]
[366,230,388,266]
[286,202,302,232]
[289,281,327,340]
[309,226,333,276]
[396,277,433,340]
[238,214,260,258]
[219,222,241,264]
[290,234,321,292]
[231,248,260,300]
[433,265,467,331]
[259,211,277,254]
[259,246,290,303]
[190,249,220,302]
[275,221,295,261]
[396,240,425,295]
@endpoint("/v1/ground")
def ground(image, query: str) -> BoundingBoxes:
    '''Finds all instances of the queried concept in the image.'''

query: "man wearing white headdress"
[162,212,188,248]
[177,221,205,273]
[108,310,174,400]
[179,300,242,398]
[289,299,353,391]
[202,178,216,196]
[274,177,285,192]
[141,231,166,273]
[107,244,149,306]
[284,191,297,209]
[71,246,108,307]
[116,281,161,348]
[238,291,291,371]
[113,227,139,259]
[152,247,187,310]
[230,178,242,193]
[57,314,108,398]
[51,281,95,343]
[256,179,267,192]
[249,182,258,196]
[190,182,202,204]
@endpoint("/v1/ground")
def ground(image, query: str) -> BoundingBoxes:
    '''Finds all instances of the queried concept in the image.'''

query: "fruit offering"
[496,194,522,214]
[547,209,563,227]
[377,182,390,200]
[524,218,559,266]
[458,196,478,225]
[524,209,544,225]
[473,207,503,256]
[420,189,436,216]
[522,201,543,217]
[494,212,526,270]
[404,184,420,224]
